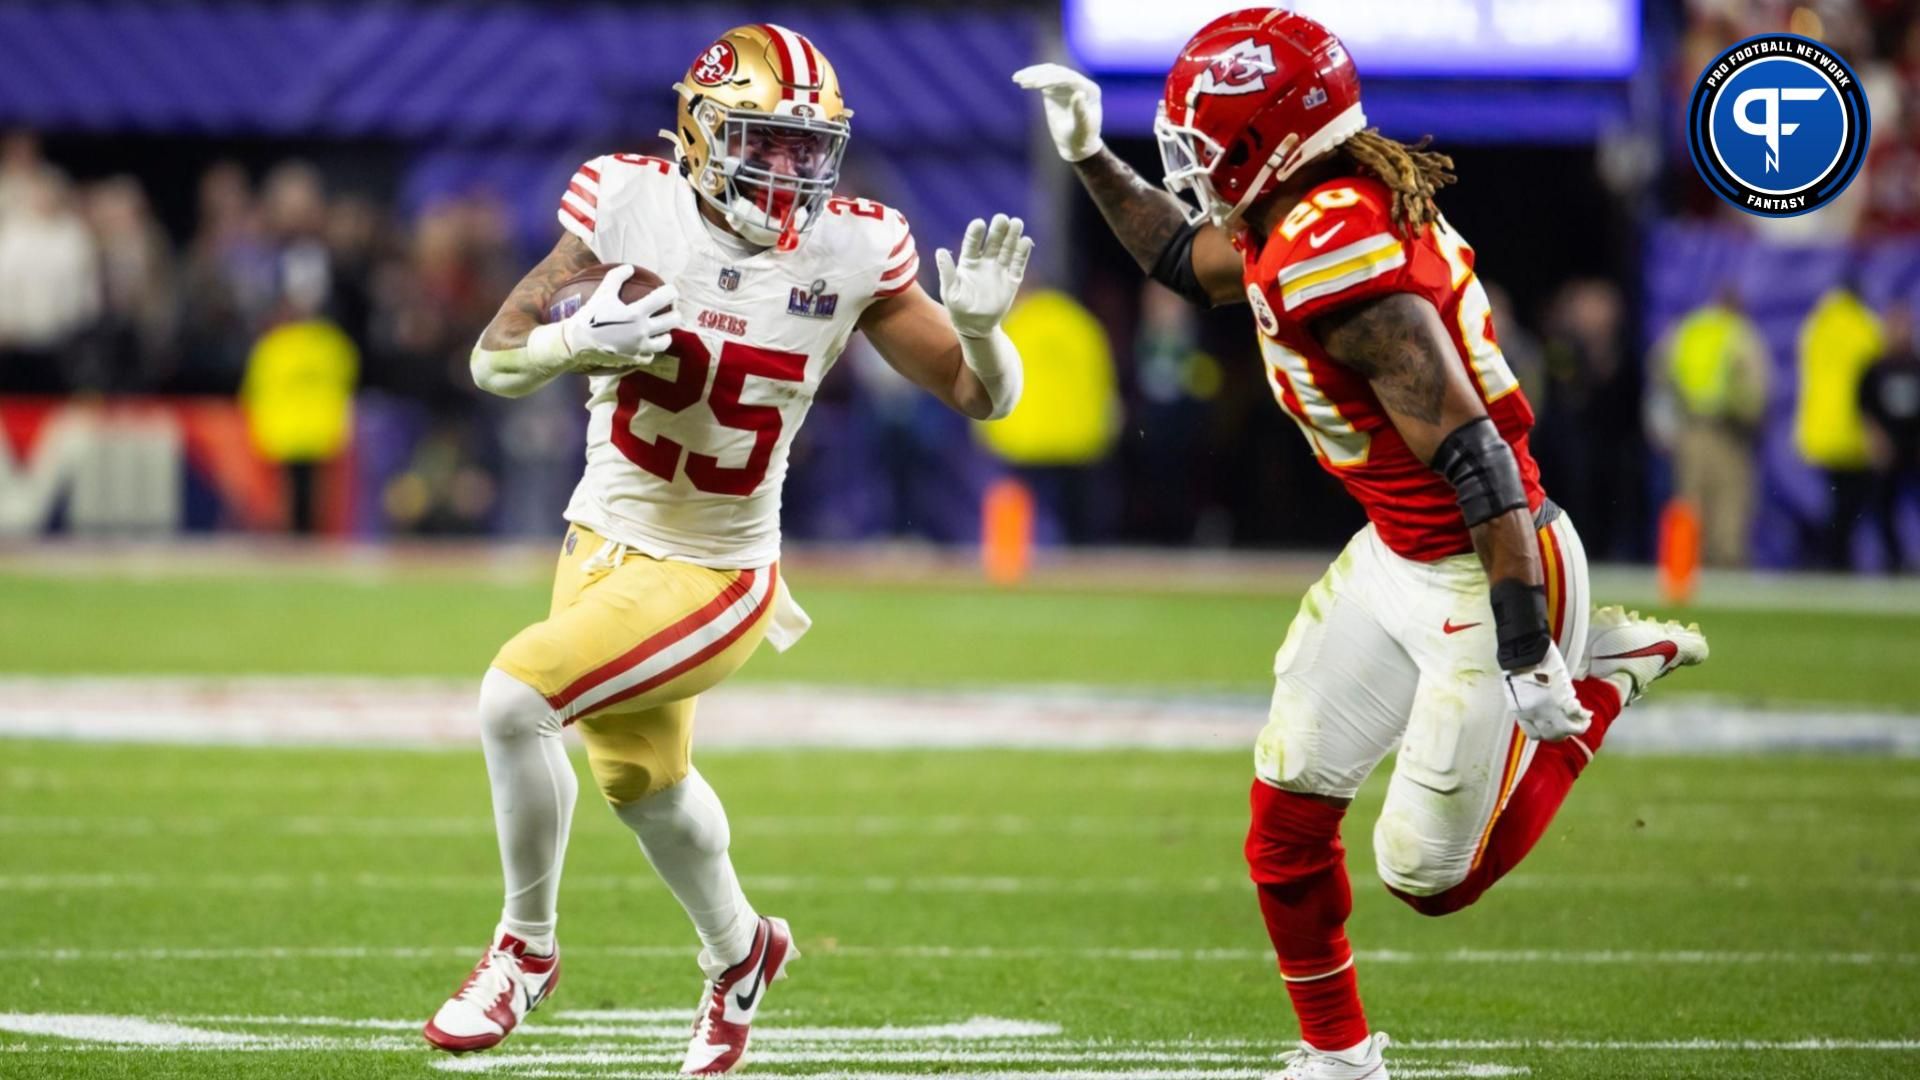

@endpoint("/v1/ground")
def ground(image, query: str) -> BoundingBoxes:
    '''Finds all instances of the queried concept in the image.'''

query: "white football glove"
[936,214,1033,339]
[1012,63,1104,163]
[555,265,682,372]
[1504,641,1593,743]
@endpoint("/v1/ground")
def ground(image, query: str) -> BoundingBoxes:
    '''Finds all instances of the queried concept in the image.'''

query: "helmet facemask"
[1154,101,1232,227]
[687,97,848,250]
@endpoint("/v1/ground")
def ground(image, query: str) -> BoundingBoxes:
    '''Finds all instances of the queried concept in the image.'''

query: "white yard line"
[1395,1038,1920,1051]
[0,677,1913,754]
[432,1070,1455,1080]
[2,871,1915,896]
[0,1013,254,1045]
[2,1007,1912,1077]
[5,945,1913,967]
[430,1053,1528,1074]
[0,813,1238,838]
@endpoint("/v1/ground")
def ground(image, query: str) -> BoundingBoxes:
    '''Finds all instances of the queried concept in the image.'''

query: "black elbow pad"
[1149,219,1212,306]
[1431,417,1528,528]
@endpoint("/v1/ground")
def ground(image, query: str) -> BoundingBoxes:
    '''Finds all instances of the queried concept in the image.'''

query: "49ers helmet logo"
[1193,39,1278,97]
[691,40,737,86]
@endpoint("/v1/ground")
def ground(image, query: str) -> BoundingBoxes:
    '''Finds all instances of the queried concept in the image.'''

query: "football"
[543,262,666,323]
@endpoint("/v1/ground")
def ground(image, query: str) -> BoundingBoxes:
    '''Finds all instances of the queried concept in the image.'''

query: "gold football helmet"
[667,24,852,250]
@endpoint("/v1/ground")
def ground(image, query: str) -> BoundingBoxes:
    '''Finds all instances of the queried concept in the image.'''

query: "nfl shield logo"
[718,267,742,291]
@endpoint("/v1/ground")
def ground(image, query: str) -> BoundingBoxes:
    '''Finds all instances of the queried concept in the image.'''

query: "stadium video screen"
[1067,0,1641,78]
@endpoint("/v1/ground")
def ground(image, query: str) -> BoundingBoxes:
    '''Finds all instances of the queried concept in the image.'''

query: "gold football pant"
[493,525,775,805]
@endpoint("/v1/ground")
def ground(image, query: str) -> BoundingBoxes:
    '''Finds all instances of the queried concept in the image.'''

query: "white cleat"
[423,929,560,1053]
[1584,605,1709,705]
[1271,1032,1390,1079]
[682,916,797,1075]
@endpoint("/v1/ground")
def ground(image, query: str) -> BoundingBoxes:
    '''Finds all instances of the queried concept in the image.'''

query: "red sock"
[1395,677,1624,915]
[1246,781,1369,1052]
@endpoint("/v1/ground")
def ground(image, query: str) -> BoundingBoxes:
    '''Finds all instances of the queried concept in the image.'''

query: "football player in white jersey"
[421,23,1033,1074]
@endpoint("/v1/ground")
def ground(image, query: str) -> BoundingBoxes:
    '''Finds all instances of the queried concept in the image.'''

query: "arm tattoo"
[1311,293,1448,426]
[480,233,599,350]
[1072,148,1190,273]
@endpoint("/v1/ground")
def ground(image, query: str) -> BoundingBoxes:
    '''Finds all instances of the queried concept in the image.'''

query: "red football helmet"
[1155,9,1366,227]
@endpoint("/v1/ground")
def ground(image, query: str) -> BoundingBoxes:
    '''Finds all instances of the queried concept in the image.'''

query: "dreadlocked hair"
[1338,128,1456,235]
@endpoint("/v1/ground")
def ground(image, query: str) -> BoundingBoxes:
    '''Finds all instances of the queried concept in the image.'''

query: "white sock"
[477,666,576,953]
[1604,671,1635,705]
[613,768,759,969]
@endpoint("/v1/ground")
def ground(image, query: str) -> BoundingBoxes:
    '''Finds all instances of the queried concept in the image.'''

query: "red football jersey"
[1241,175,1544,562]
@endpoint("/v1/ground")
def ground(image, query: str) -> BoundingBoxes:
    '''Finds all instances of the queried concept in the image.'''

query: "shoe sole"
[423,1023,504,1054]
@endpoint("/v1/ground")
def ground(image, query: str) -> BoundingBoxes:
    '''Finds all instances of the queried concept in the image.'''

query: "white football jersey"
[554,152,919,568]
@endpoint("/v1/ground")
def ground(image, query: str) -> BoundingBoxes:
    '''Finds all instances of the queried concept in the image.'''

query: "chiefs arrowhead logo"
[1193,39,1278,97]
[691,40,737,87]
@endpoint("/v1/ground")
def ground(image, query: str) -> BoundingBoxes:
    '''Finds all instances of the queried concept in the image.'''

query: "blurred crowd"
[0,131,535,533]
[1674,0,1920,236]
[3,0,1918,572]
[1650,282,1919,573]
[0,131,518,400]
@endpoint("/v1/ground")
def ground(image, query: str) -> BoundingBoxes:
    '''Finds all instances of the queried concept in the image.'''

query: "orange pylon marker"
[981,478,1034,586]
[1657,497,1701,606]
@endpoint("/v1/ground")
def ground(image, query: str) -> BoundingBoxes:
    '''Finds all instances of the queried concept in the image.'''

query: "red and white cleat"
[423,930,560,1053]
[1585,605,1709,704]
[681,916,798,1075]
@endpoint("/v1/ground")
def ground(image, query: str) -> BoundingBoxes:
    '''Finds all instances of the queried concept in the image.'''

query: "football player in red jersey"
[1019,10,1707,1079]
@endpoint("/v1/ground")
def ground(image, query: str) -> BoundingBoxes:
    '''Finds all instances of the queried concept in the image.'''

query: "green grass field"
[1,562,1918,1078]
[5,571,1920,706]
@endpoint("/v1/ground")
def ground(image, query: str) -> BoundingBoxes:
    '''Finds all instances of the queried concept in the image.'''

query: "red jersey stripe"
[874,268,920,298]
[558,200,594,231]
[578,164,601,183]
[879,254,919,282]
[566,181,598,208]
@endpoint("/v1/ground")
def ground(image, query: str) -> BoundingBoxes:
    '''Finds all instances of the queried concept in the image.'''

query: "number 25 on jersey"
[611,331,805,497]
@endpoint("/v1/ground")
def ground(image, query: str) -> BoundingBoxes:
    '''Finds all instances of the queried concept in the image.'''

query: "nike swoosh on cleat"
[1442,619,1481,634]
[1596,641,1679,664]
[733,953,769,1012]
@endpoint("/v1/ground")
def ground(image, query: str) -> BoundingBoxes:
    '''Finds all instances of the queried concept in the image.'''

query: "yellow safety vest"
[240,318,359,463]
[1793,289,1881,470]
[1670,306,1758,420]
[978,290,1118,466]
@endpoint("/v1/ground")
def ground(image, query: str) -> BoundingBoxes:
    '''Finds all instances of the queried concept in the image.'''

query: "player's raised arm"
[1013,64,1242,308]
[1313,292,1591,741]
[859,214,1032,422]
[469,232,682,398]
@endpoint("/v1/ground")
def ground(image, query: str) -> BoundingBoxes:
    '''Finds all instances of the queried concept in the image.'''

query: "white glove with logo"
[936,214,1033,339]
[549,265,682,373]
[1012,63,1104,163]
[1504,641,1593,743]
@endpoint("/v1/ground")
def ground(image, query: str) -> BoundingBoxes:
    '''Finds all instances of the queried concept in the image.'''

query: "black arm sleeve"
[1148,219,1212,306]
[1431,416,1529,528]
